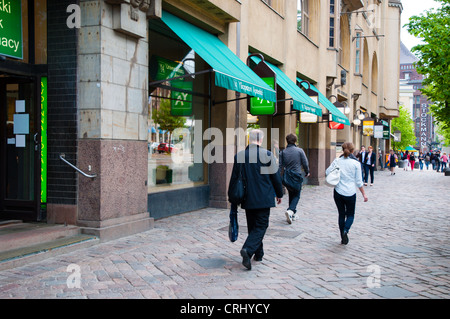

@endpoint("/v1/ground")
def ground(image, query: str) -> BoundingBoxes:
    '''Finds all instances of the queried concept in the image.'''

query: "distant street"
[0,167,449,300]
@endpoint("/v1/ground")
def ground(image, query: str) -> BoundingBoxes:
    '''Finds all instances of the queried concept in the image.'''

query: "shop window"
[148,24,209,193]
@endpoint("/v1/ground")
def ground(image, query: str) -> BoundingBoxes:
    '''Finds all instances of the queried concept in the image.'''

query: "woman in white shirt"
[326,142,368,245]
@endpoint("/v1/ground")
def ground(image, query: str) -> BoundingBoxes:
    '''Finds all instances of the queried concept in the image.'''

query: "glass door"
[0,76,40,221]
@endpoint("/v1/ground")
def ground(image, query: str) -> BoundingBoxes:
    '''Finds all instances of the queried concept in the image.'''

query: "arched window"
[371,52,378,93]
[339,15,350,69]
[362,38,369,85]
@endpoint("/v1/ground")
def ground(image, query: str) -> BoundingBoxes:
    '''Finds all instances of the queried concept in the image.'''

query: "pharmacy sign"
[0,0,23,59]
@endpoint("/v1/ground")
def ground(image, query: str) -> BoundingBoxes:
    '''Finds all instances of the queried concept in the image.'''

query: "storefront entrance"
[0,75,41,221]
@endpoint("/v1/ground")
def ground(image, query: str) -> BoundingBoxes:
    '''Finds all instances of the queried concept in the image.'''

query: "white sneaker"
[285,210,294,224]
[292,213,300,221]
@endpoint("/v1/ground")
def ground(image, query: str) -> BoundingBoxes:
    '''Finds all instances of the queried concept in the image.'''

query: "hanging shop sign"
[373,123,384,138]
[249,76,276,115]
[329,121,344,130]
[381,120,390,140]
[362,118,374,136]
[0,0,23,59]
[248,59,277,115]
[170,81,193,116]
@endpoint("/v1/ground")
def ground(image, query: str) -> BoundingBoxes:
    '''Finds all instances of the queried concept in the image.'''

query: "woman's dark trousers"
[333,189,356,235]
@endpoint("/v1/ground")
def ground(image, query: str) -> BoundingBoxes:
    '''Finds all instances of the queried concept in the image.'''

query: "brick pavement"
[0,167,449,299]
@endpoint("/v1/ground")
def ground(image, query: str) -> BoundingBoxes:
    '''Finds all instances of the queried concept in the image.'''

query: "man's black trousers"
[243,208,270,259]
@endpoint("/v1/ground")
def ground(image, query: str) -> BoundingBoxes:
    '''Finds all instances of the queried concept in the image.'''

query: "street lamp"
[394,130,401,142]
[329,95,350,115]
[353,109,368,126]
[298,80,319,105]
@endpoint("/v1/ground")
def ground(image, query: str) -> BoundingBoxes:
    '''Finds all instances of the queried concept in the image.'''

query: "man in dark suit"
[228,129,283,270]
[356,145,366,181]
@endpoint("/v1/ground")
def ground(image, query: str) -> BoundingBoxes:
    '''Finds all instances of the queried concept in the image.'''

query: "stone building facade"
[0,0,402,241]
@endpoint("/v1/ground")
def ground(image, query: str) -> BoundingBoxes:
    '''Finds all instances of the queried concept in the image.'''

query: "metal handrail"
[59,154,97,179]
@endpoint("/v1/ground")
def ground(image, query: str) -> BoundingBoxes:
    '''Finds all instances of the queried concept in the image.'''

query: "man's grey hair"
[249,129,264,143]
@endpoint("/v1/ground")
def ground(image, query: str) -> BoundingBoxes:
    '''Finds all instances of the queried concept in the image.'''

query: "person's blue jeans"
[441,162,447,172]
[419,161,424,170]
[425,161,430,170]
[333,189,356,235]
[288,188,301,213]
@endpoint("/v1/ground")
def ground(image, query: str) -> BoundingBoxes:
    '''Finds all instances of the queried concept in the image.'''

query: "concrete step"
[0,222,81,252]
[0,234,99,271]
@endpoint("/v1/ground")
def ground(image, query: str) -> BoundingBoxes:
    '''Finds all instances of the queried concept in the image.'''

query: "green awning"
[161,11,276,102]
[298,79,350,125]
[249,56,322,116]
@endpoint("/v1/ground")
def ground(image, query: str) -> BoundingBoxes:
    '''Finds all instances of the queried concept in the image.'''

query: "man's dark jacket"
[279,144,309,175]
[228,144,283,210]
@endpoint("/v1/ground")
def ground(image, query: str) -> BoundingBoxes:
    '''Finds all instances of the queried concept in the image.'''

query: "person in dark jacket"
[228,129,283,270]
[363,146,377,186]
[279,133,310,224]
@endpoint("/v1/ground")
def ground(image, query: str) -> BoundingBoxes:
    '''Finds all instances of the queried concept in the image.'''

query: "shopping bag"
[228,206,239,242]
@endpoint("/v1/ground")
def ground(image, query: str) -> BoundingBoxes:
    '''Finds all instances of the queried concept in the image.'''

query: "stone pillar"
[76,0,154,240]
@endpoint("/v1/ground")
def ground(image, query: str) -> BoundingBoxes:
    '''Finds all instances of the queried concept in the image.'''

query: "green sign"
[249,77,275,115]
[150,55,186,81]
[171,81,193,116]
[41,77,47,204]
[0,0,23,59]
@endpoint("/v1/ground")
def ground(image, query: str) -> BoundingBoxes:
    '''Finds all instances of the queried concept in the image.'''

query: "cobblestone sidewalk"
[0,168,449,299]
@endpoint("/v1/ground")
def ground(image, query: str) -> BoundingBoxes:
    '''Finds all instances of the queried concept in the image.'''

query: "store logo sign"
[0,0,22,59]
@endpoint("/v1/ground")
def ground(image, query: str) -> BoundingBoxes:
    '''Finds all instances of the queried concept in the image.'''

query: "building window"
[355,32,361,74]
[297,0,309,37]
[262,0,285,15]
[329,0,336,47]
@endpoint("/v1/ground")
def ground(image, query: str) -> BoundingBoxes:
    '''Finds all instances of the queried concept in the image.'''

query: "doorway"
[0,76,41,221]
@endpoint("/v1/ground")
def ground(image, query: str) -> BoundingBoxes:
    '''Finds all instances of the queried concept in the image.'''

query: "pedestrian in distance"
[440,152,448,172]
[403,151,410,171]
[363,146,376,186]
[425,152,431,170]
[279,133,310,224]
[326,142,368,245]
[356,145,367,182]
[409,151,416,171]
[378,148,384,171]
[388,149,397,175]
[435,151,441,172]
[431,152,436,170]
[228,129,283,270]
[419,152,424,171]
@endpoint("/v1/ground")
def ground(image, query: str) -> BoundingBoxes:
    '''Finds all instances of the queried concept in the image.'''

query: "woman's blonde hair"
[342,142,355,158]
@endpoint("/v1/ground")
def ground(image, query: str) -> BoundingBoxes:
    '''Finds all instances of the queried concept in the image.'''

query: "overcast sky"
[400,0,441,51]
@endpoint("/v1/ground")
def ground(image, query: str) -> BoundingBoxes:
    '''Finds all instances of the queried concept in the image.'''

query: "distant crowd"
[386,149,448,172]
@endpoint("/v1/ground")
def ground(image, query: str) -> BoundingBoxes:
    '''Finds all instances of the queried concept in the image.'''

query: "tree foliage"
[391,105,416,150]
[152,99,186,152]
[436,122,450,146]
[405,0,450,131]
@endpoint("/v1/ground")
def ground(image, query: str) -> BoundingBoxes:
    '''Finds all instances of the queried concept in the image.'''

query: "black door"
[0,76,41,221]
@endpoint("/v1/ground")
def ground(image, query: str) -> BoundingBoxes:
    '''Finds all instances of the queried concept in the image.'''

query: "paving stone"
[369,286,418,298]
